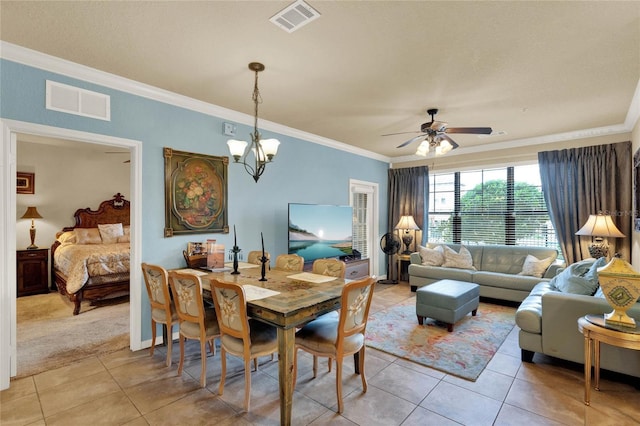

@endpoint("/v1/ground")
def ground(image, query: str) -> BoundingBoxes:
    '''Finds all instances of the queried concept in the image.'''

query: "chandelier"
[227,62,280,182]
[415,134,457,157]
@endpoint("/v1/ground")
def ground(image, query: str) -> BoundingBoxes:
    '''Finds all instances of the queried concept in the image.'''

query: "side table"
[397,254,411,282]
[577,315,640,405]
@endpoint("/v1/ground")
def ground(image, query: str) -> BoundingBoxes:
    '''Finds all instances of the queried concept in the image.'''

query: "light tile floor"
[2,282,640,425]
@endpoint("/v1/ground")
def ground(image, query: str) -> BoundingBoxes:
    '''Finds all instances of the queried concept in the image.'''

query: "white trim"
[0,120,143,390]
[0,41,389,164]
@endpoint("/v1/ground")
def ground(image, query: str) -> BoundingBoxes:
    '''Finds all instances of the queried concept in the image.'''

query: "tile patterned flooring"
[3,282,640,425]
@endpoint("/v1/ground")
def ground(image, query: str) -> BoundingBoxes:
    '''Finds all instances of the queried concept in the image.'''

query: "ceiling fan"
[384,108,492,156]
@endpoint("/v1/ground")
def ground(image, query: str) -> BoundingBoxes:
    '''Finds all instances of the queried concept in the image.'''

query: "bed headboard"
[62,193,131,232]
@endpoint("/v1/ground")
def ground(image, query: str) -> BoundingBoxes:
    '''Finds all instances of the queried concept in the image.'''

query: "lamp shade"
[575,214,625,238]
[394,215,420,231]
[20,206,43,220]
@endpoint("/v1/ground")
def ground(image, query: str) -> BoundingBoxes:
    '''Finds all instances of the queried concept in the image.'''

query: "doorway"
[1,119,143,390]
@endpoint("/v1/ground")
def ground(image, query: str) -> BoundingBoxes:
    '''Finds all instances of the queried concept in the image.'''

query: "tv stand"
[344,258,369,281]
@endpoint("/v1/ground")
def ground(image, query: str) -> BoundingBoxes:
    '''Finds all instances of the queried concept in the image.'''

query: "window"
[427,165,559,252]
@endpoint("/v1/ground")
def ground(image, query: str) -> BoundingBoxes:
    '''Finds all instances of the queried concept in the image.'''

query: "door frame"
[0,119,143,390]
[349,179,380,277]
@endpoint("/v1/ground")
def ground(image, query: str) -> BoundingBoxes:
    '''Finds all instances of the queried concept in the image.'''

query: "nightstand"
[17,248,49,297]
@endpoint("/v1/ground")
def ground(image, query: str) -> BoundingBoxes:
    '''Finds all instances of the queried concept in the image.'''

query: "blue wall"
[1,59,389,341]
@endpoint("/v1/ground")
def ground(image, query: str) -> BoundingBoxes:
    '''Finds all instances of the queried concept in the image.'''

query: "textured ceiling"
[1,1,639,162]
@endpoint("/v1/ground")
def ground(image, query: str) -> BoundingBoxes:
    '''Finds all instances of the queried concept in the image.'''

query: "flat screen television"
[288,203,353,264]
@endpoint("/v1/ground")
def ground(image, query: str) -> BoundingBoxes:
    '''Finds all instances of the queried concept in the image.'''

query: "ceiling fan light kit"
[387,108,492,157]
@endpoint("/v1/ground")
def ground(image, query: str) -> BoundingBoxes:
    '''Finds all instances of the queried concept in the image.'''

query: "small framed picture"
[17,172,35,194]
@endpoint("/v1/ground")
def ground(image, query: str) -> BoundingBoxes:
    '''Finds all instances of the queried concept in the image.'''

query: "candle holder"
[259,254,268,281]
[229,246,242,275]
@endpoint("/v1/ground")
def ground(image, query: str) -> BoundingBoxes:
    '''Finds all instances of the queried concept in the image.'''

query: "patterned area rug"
[366,298,516,381]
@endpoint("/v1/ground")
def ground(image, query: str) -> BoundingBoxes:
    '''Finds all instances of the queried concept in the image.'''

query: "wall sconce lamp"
[227,62,280,183]
[575,213,625,259]
[395,215,421,255]
[20,206,43,250]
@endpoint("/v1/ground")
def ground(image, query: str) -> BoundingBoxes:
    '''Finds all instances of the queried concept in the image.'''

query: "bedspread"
[54,242,130,294]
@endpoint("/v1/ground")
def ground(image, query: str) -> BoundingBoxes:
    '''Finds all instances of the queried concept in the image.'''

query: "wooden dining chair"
[167,270,220,387]
[292,276,376,413]
[274,254,304,272]
[247,250,270,266]
[141,263,179,367]
[312,258,346,278]
[209,278,278,412]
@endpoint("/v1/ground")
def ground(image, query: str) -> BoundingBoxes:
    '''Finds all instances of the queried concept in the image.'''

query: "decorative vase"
[597,255,640,327]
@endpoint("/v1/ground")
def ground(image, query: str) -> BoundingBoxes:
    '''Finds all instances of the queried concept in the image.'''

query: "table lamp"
[575,213,625,259]
[395,215,420,255]
[21,206,43,250]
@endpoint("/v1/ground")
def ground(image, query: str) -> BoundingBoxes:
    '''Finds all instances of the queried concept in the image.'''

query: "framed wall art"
[164,147,229,237]
[17,172,35,194]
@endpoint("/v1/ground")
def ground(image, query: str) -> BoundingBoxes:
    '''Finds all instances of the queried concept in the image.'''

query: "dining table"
[197,262,349,426]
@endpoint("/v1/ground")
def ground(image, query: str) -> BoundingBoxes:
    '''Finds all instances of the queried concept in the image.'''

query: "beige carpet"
[16,292,130,378]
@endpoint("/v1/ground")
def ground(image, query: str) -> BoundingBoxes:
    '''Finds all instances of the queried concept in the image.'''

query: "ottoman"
[416,279,480,332]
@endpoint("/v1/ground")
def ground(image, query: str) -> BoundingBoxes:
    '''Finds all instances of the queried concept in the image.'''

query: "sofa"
[516,257,640,378]
[408,243,561,302]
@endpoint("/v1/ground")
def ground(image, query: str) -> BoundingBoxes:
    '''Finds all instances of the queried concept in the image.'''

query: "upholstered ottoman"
[416,279,480,331]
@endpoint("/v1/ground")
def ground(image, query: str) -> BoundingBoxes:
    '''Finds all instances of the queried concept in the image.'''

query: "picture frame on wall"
[17,172,35,194]
[163,147,229,237]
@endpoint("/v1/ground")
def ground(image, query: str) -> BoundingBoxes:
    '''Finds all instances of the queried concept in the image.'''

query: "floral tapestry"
[164,147,229,236]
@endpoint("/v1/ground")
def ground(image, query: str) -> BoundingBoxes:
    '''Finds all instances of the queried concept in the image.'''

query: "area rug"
[16,292,130,378]
[366,298,516,381]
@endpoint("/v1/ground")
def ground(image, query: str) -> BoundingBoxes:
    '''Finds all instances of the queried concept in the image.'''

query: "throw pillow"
[419,245,445,266]
[98,223,124,244]
[117,225,131,243]
[74,228,102,245]
[551,257,606,295]
[518,254,555,278]
[442,245,476,270]
[57,231,76,244]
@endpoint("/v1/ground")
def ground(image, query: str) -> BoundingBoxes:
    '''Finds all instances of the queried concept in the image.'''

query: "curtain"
[538,142,631,264]
[387,166,429,246]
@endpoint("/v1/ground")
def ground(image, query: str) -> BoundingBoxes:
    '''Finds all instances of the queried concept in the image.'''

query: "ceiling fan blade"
[397,133,427,148]
[444,127,493,135]
[439,133,459,149]
[430,121,448,131]
[381,131,422,137]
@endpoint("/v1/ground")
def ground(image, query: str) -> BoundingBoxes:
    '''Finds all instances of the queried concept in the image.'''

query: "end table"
[577,315,640,405]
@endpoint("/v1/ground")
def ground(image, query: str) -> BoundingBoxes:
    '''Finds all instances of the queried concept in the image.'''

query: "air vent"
[46,80,111,121]
[270,0,321,33]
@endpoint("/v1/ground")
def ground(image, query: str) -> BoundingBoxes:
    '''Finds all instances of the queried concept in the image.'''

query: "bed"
[51,193,131,315]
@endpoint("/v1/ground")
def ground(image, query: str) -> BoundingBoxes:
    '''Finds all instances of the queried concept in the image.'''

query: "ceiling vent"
[45,80,111,121]
[270,0,321,33]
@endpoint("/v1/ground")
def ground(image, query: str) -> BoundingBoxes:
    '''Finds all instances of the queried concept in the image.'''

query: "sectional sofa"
[516,258,640,378]
[408,243,560,302]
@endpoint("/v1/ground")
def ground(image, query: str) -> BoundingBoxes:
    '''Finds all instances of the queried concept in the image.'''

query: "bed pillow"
[117,225,130,243]
[74,228,102,245]
[98,223,124,244]
[419,245,445,266]
[442,245,476,270]
[57,231,77,244]
[550,257,605,295]
[518,254,555,278]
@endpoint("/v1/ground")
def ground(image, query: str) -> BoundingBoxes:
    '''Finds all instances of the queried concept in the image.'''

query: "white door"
[349,179,379,277]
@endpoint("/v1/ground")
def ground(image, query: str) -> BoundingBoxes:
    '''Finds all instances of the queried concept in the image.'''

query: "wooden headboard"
[62,193,130,232]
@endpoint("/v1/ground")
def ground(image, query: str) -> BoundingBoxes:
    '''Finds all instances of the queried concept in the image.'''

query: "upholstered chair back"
[274,254,304,272]
[312,258,346,278]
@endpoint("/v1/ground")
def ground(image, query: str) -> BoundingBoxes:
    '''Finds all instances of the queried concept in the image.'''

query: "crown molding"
[0,41,390,163]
